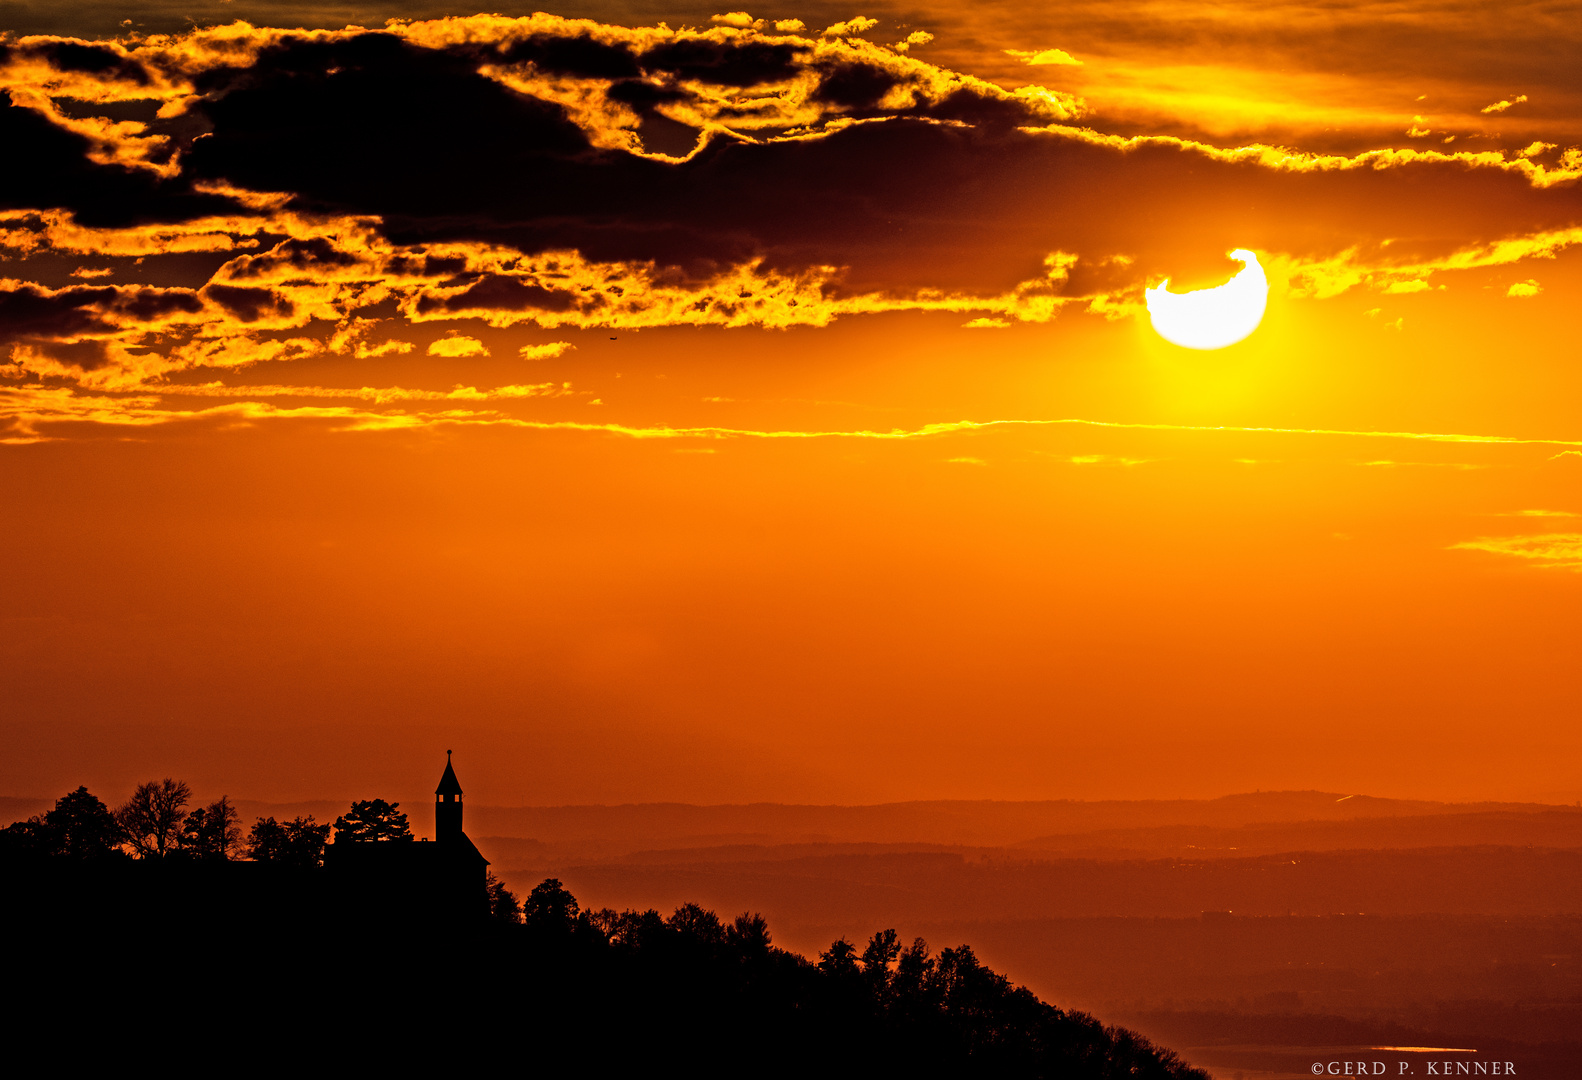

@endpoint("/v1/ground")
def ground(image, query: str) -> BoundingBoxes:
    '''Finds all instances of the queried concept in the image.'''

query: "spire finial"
[436,751,463,797]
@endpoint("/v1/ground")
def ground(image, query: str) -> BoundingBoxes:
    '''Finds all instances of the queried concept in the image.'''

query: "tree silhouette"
[0,816,50,856]
[892,936,936,1002]
[506,882,1210,1079]
[180,796,241,860]
[522,877,580,931]
[601,906,668,949]
[116,779,192,859]
[818,937,861,978]
[485,871,521,924]
[669,902,727,944]
[726,911,772,953]
[332,799,413,843]
[861,927,901,996]
[247,815,331,867]
[3,788,132,861]
[934,944,993,1005]
[2,787,127,859]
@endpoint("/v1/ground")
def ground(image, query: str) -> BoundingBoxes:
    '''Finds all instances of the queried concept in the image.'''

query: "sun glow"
[1146,249,1269,349]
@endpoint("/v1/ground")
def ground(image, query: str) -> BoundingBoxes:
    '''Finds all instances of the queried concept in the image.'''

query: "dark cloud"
[414,274,577,314]
[164,29,1070,282]
[0,282,202,344]
[186,34,608,218]
[489,32,643,79]
[641,37,805,85]
[169,25,1582,293]
[0,91,239,227]
[606,78,690,110]
[384,253,471,277]
[810,61,902,109]
[18,39,150,84]
[53,97,165,123]
[31,336,115,369]
[3,0,1578,119]
[225,237,366,279]
[0,283,113,343]
[202,283,292,322]
[5,18,1582,302]
[117,288,206,321]
[920,87,1048,129]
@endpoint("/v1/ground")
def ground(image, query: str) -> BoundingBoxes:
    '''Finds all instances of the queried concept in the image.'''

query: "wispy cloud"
[1005,48,1082,67]
[426,335,490,358]
[151,382,572,403]
[1451,534,1582,571]
[1481,95,1529,114]
[1066,454,1153,466]
[8,380,1581,448]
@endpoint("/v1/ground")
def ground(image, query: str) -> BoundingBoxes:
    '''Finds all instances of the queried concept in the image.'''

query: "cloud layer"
[3,13,1582,438]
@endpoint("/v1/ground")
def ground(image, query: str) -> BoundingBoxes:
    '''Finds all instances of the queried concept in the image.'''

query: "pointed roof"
[435,749,463,796]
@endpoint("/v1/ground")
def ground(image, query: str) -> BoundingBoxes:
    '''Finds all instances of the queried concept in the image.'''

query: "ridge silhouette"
[3,759,1208,1078]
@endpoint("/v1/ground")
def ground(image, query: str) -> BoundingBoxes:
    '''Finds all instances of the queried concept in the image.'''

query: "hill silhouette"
[18,783,1580,1073]
[5,859,1207,1077]
[3,785,1208,1078]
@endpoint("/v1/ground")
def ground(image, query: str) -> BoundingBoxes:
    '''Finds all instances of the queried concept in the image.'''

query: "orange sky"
[2,2,1580,807]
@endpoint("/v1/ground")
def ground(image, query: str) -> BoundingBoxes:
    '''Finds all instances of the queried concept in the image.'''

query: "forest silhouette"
[4,780,1208,1077]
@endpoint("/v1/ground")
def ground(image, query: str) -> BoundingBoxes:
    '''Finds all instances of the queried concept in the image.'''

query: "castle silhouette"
[324,751,490,919]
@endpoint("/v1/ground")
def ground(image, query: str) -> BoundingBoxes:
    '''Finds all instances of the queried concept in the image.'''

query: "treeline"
[2,781,523,912]
[0,780,401,864]
[5,784,1207,1079]
[505,878,1209,1079]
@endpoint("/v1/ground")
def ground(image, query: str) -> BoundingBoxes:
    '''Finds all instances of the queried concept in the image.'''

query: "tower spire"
[435,751,463,842]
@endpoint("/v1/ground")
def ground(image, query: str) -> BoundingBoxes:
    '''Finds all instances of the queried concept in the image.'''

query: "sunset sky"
[3,0,1579,809]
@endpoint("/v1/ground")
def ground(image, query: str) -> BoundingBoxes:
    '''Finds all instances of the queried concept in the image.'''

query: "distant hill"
[1012,809,1582,858]
[457,791,1575,852]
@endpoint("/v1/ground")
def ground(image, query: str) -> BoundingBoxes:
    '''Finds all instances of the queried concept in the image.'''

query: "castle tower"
[435,749,463,844]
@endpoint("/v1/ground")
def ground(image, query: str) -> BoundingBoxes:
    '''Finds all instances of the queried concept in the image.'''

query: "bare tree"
[116,779,192,859]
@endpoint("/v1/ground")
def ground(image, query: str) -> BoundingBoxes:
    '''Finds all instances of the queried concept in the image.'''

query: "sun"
[1145,249,1268,350]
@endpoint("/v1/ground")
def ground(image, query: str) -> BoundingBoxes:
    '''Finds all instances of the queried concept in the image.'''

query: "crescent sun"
[1146,249,1269,350]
